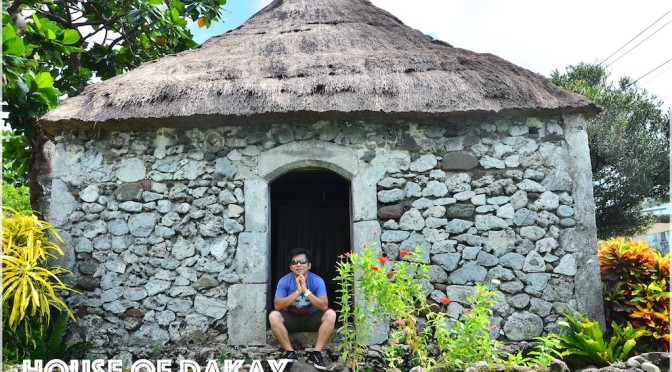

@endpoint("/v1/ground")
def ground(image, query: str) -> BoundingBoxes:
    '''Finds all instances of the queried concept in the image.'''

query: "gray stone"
[445,204,475,218]
[228,284,266,345]
[223,219,244,234]
[508,293,531,309]
[411,198,434,209]
[445,285,478,305]
[128,323,170,346]
[218,189,237,204]
[100,288,122,303]
[145,279,171,296]
[119,201,143,212]
[80,185,100,202]
[378,177,406,188]
[516,179,546,192]
[194,275,219,290]
[475,205,496,213]
[559,218,576,227]
[128,213,158,238]
[534,191,560,210]
[432,253,461,272]
[510,190,528,210]
[106,260,126,274]
[480,156,505,169]
[523,251,546,273]
[194,295,227,319]
[446,219,474,234]
[541,170,573,192]
[487,196,511,205]
[487,266,515,281]
[116,158,146,183]
[475,215,508,231]
[536,211,560,227]
[75,238,93,253]
[422,180,448,197]
[471,194,486,205]
[431,240,457,254]
[236,233,268,283]
[529,298,553,317]
[519,226,546,241]
[423,206,446,218]
[513,208,537,226]
[454,233,482,246]
[462,246,481,260]
[433,197,457,206]
[476,251,498,267]
[399,209,425,231]
[556,205,575,218]
[403,182,422,197]
[427,265,449,283]
[503,311,543,341]
[526,273,551,292]
[174,160,207,180]
[554,255,577,276]
[409,154,437,172]
[454,190,476,201]
[378,189,405,203]
[499,281,524,294]
[441,152,479,170]
[48,179,78,227]
[523,169,545,181]
[535,237,558,253]
[496,204,515,219]
[483,230,514,257]
[123,287,148,301]
[449,261,487,284]
[108,219,129,236]
[640,362,661,372]
[381,230,410,242]
[445,173,472,193]
[426,217,448,228]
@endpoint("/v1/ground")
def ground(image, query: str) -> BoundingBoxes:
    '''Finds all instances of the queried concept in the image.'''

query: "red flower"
[378,256,389,264]
[439,297,451,305]
[387,270,395,279]
[399,250,410,257]
[370,266,379,271]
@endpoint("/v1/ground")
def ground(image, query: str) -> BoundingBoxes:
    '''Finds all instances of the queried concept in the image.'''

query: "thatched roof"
[40,0,599,134]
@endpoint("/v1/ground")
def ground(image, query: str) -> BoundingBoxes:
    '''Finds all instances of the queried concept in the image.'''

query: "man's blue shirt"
[275,272,327,314]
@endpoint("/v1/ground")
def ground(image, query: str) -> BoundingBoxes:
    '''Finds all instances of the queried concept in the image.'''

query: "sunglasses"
[291,259,308,265]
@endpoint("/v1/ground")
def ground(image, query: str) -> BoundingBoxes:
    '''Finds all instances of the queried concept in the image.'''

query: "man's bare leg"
[269,311,293,351]
[314,309,336,351]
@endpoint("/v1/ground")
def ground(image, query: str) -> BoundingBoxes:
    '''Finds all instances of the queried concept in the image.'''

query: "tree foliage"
[551,63,670,239]
[2,0,227,207]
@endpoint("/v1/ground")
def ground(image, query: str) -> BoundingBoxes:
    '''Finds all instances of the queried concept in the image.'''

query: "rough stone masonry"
[46,114,604,360]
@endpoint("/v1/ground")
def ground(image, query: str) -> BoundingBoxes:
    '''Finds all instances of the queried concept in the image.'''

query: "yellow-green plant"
[556,311,648,366]
[1,207,76,335]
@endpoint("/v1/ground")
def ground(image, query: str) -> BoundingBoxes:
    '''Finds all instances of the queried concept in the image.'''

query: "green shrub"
[1,181,31,211]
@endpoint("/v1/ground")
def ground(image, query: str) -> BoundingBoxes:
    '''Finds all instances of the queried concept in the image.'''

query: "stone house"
[39,0,605,360]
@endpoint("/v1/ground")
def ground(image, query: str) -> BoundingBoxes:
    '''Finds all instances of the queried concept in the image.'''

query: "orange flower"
[378,256,389,264]
[399,250,410,257]
[387,270,395,279]
[370,266,379,271]
[439,297,451,305]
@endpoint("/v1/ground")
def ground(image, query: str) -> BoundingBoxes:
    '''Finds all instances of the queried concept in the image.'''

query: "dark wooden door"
[270,170,351,313]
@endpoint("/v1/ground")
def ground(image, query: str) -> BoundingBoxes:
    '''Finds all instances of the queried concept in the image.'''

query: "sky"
[189,0,672,113]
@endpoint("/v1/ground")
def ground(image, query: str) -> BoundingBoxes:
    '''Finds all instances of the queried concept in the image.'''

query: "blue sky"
[188,1,671,112]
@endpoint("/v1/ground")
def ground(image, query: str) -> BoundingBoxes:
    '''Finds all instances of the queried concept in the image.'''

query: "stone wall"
[47,115,603,360]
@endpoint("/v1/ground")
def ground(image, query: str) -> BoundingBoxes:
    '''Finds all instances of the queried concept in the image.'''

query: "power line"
[599,9,671,66]
[639,65,672,87]
[631,58,672,86]
[605,19,671,68]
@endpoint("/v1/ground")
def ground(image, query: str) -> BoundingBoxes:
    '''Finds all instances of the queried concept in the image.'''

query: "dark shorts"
[281,310,324,332]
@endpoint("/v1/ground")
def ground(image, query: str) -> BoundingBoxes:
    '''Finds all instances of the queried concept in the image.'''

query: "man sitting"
[269,248,336,370]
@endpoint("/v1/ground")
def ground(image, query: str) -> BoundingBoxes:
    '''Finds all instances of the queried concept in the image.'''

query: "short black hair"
[287,248,312,264]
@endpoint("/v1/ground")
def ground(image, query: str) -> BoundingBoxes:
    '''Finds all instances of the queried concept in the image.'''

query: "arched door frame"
[228,140,384,345]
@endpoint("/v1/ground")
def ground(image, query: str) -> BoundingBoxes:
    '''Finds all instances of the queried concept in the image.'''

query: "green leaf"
[34,72,54,89]
[61,29,80,45]
[46,29,56,40]
[3,24,16,43]
[4,38,25,56]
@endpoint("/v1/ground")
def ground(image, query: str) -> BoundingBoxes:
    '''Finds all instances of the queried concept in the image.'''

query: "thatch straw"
[39,0,598,133]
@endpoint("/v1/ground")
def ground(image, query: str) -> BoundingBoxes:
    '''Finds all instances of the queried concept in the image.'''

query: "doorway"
[270,169,351,313]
